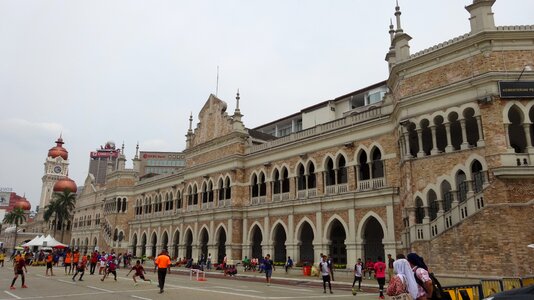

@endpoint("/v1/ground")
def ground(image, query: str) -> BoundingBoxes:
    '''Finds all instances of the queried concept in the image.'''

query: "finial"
[188,112,193,133]
[135,141,139,159]
[395,0,403,34]
[121,141,125,153]
[236,89,241,110]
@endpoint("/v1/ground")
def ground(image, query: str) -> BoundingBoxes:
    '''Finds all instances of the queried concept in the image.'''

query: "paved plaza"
[0,263,387,300]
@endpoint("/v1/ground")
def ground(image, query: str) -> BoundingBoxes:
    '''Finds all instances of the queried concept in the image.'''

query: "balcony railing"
[358,177,385,191]
[251,196,266,205]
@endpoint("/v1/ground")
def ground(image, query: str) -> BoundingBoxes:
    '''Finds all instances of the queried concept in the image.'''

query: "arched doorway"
[161,232,169,252]
[273,224,287,263]
[328,219,347,264]
[131,234,137,256]
[185,230,193,259]
[172,230,180,259]
[298,221,314,264]
[150,233,157,257]
[217,228,227,264]
[199,228,209,259]
[251,225,263,259]
[363,217,384,262]
[141,233,147,256]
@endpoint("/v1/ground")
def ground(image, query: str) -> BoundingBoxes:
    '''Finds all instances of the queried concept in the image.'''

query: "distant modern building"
[138,151,185,178]
[89,141,121,184]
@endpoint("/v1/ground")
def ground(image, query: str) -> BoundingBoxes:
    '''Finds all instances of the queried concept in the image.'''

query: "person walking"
[352,258,363,292]
[64,249,72,275]
[10,254,28,290]
[154,249,171,294]
[319,255,333,294]
[386,258,419,300]
[263,254,274,286]
[45,252,54,276]
[126,260,151,286]
[206,253,212,270]
[374,256,387,299]
[407,253,434,300]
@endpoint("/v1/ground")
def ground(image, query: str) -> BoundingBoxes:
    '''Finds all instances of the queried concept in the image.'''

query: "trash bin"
[303,265,311,276]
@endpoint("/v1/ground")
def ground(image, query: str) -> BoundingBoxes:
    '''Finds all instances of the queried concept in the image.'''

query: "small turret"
[465,0,496,34]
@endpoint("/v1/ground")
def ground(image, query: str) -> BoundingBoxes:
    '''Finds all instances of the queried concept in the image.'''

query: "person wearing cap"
[154,249,171,294]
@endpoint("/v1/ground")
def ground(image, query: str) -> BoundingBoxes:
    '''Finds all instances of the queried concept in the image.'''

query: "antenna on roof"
[216,66,220,96]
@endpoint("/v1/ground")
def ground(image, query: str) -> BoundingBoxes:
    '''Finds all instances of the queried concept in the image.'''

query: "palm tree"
[51,189,77,243]
[43,199,61,237]
[2,207,27,250]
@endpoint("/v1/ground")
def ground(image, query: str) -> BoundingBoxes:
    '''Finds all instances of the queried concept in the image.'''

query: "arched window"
[441,181,453,212]
[325,158,335,186]
[508,106,526,153]
[122,198,127,212]
[337,155,347,184]
[307,162,316,189]
[456,171,467,202]
[273,169,280,194]
[415,197,424,224]
[224,177,231,199]
[251,174,259,197]
[297,164,305,190]
[281,168,289,193]
[259,172,266,196]
[421,120,433,155]
[471,160,485,193]
[371,148,384,178]
[428,190,438,221]
[358,151,370,180]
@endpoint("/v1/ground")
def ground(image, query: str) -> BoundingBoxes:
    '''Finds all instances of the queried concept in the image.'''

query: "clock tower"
[38,135,70,213]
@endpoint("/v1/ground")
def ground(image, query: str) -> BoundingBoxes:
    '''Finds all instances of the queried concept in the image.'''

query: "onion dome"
[14,198,31,211]
[48,136,69,160]
[53,177,77,193]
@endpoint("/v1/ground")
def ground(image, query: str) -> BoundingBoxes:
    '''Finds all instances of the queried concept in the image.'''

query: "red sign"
[142,153,167,159]
[90,151,119,159]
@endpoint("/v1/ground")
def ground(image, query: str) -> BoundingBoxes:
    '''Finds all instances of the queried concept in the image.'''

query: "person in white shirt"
[352,258,363,291]
[319,255,333,294]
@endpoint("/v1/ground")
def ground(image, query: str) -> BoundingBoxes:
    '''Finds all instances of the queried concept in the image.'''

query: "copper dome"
[53,177,77,193]
[48,136,68,160]
[14,200,31,211]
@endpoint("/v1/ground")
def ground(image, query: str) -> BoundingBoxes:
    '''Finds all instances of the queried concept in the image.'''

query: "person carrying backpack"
[407,253,451,300]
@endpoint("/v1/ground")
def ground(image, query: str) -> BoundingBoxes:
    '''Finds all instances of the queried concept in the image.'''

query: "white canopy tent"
[22,235,44,247]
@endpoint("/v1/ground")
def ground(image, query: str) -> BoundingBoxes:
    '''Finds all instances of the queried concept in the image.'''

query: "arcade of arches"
[129,213,392,266]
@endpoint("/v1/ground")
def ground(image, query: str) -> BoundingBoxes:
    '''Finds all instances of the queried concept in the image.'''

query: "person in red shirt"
[374,256,387,299]
[365,258,374,279]
[90,251,99,275]
[126,260,151,286]
[72,253,87,281]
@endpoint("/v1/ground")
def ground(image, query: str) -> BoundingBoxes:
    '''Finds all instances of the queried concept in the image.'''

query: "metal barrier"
[443,284,482,300]
[480,279,502,297]
[502,277,522,291]
[521,276,534,287]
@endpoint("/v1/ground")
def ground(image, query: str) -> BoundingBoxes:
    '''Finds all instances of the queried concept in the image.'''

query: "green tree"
[43,198,61,238]
[2,207,27,250]
[51,189,77,243]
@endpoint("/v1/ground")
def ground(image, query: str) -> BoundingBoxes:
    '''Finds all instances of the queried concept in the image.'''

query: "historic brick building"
[70,0,534,278]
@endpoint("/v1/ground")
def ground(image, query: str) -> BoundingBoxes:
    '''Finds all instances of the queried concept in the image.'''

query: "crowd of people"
[1,245,444,299]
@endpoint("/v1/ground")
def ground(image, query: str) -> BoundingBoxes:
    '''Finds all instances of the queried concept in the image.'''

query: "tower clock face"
[54,166,62,174]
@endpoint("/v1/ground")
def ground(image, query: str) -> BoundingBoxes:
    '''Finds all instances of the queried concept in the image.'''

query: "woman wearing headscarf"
[386,258,418,299]
[407,253,433,300]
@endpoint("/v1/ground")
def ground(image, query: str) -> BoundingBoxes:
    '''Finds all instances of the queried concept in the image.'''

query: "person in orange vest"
[153,249,171,294]
[72,250,80,272]
[64,249,72,275]
[72,253,87,281]
[45,252,54,276]
[10,252,28,290]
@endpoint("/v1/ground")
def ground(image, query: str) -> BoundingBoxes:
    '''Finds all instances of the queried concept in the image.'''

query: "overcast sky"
[1,0,533,210]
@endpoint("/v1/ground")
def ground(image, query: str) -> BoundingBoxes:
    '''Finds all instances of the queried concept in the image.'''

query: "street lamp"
[517,64,533,80]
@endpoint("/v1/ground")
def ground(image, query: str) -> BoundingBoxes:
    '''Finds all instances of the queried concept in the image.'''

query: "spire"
[188,112,193,134]
[134,142,139,159]
[234,89,242,118]
[389,18,395,48]
[394,0,403,34]
[121,141,125,153]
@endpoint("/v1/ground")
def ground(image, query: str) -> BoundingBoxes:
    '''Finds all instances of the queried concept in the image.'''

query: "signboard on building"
[498,81,534,98]
[0,192,10,207]
[90,151,119,159]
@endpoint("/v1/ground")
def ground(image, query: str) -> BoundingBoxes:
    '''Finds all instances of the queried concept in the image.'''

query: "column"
[430,125,438,155]
[417,128,425,156]
[523,123,533,149]
[403,132,412,158]
[445,122,453,152]
[475,116,485,147]
[460,119,469,150]
[504,123,513,152]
